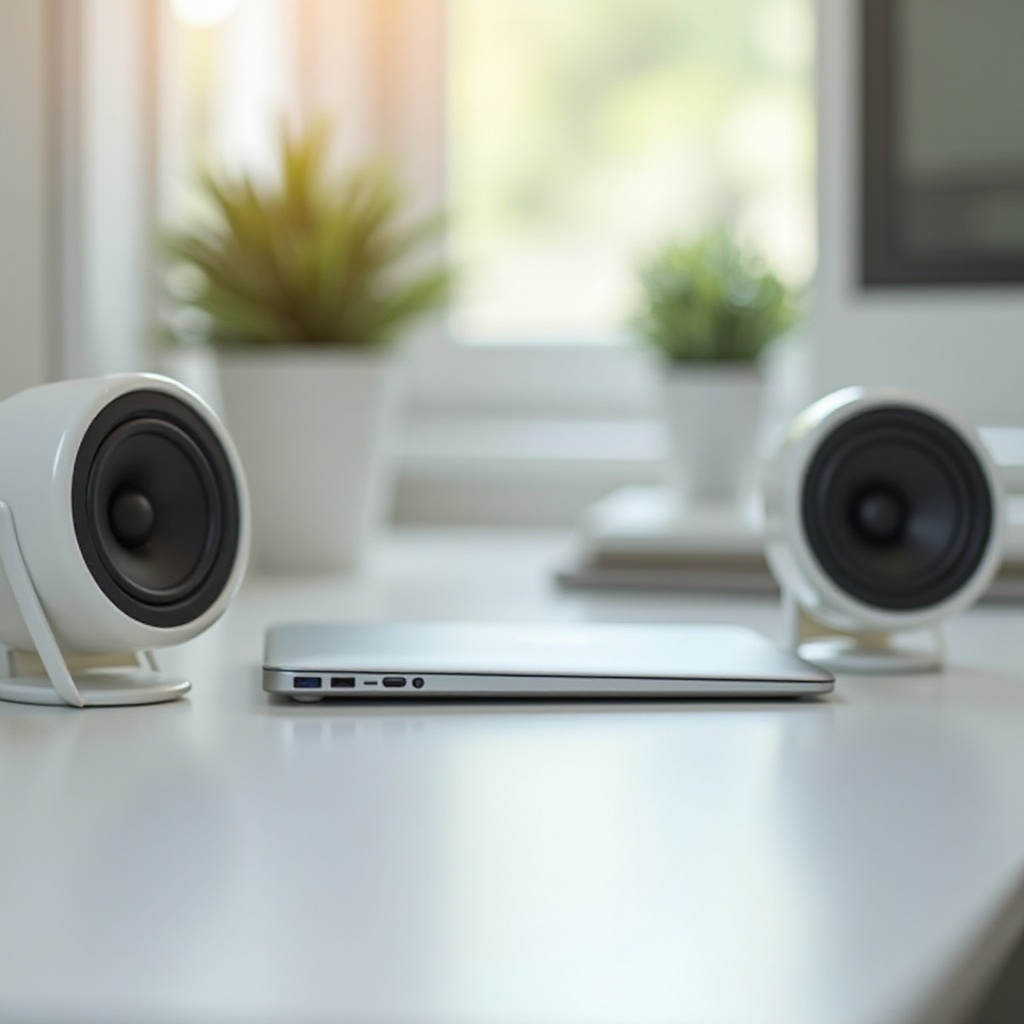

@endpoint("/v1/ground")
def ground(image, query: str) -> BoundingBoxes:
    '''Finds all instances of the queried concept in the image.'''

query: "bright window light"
[446,0,814,345]
[169,0,239,29]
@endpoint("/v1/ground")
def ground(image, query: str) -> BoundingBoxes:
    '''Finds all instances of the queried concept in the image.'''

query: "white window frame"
[1,0,156,392]
[49,0,159,381]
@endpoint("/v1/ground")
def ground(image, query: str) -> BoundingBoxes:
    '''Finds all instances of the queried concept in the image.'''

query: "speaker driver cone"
[73,391,242,628]
[801,407,992,611]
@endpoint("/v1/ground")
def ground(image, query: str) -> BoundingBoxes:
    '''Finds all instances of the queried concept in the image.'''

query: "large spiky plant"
[631,229,799,364]
[163,121,452,349]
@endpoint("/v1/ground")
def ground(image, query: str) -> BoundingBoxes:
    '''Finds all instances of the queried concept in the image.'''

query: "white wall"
[814,0,1024,427]
[0,0,54,398]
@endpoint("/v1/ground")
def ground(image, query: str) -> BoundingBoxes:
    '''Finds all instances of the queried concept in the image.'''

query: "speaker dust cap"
[72,390,242,628]
[800,405,993,612]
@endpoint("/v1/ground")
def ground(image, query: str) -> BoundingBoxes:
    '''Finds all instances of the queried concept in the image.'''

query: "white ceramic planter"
[661,364,766,507]
[217,349,400,572]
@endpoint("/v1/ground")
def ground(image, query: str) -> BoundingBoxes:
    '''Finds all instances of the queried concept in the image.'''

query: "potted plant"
[631,229,799,507]
[162,120,451,571]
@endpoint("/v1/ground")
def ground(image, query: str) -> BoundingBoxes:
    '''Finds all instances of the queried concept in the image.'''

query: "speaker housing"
[0,373,250,705]
[761,387,1004,672]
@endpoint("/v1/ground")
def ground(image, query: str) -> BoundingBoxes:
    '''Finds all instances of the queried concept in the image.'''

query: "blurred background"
[0,0,1021,540]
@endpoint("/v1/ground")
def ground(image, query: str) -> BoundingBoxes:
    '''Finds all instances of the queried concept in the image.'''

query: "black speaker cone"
[73,390,242,628]
[801,406,993,611]
[849,486,906,546]
[109,488,156,550]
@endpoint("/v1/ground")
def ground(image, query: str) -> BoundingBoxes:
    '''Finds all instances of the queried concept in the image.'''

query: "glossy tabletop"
[2,529,1024,1024]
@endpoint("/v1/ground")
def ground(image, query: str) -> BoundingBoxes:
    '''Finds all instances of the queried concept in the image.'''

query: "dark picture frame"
[861,0,1024,287]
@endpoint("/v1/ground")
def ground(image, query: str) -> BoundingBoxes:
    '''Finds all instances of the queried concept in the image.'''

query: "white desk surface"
[2,528,1024,1024]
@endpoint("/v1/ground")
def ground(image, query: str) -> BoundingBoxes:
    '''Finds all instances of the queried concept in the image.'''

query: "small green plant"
[631,229,798,364]
[163,120,452,348]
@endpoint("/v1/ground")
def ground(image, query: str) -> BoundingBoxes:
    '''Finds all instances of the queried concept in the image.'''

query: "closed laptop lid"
[264,621,833,684]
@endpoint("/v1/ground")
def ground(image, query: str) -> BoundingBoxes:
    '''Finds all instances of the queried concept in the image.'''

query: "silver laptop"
[263,621,834,701]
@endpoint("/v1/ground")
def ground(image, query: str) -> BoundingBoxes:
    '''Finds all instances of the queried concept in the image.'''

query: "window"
[26,0,817,529]
[153,0,814,415]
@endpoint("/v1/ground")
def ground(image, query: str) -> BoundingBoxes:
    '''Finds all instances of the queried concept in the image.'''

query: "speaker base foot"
[796,637,941,675]
[0,671,190,707]
[785,597,944,675]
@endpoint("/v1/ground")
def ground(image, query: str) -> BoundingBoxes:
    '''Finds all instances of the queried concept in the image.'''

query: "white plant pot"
[661,364,766,507]
[217,349,400,572]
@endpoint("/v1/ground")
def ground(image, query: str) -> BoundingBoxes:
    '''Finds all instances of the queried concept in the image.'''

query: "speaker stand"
[0,502,191,707]
[785,597,944,675]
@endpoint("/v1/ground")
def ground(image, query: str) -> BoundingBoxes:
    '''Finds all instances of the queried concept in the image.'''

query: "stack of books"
[557,484,1024,601]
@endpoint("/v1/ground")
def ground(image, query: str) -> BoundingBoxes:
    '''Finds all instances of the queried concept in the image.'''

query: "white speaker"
[0,373,250,706]
[761,387,1004,673]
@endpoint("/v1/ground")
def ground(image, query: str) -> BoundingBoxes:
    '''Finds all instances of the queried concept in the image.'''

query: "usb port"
[330,676,356,689]
[294,676,322,689]
[382,676,406,688]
